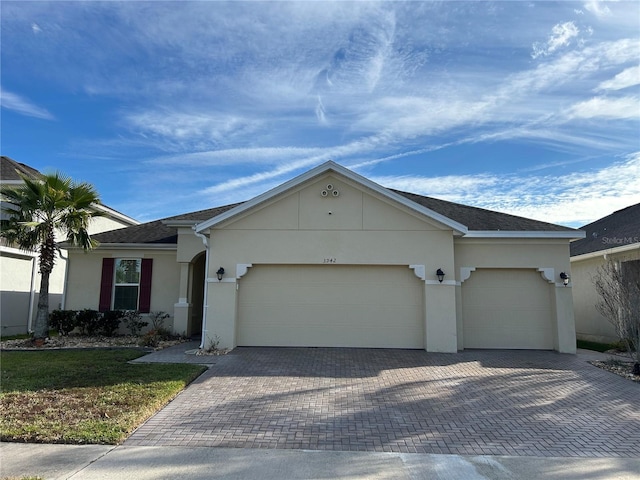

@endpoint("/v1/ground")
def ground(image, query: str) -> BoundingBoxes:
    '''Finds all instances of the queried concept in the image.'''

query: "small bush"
[76,309,101,336]
[139,326,173,348]
[611,339,633,353]
[123,310,148,336]
[149,311,170,330]
[49,310,77,336]
[101,310,124,337]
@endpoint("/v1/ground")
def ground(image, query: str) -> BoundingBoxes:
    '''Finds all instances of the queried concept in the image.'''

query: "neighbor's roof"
[91,192,576,246]
[1,156,139,226]
[1,156,43,182]
[570,202,640,257]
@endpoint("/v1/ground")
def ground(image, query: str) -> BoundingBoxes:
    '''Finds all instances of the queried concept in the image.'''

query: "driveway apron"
[125,348,640,457]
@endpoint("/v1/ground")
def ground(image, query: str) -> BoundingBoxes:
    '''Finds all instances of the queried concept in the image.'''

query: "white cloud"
[567,96,639,119]
[584,0,613,17]
[124,110,262,151]
[596,65,640,91]
[532,22,580,59]
[371,153,640,227]
[0,88,54,120]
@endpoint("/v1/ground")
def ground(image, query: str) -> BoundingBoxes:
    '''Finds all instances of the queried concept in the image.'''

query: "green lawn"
[0,349,205,444]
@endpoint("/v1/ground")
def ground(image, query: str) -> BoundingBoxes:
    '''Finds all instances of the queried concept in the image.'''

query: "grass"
[576,339,615,353]
[0,349,205,444]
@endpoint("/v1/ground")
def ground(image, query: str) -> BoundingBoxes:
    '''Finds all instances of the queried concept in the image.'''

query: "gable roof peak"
[195,161,469,234]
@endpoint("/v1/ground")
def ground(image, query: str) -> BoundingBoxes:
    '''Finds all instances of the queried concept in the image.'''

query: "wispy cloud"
[124,110,263,151]
[584,0,613,18]
[371,153,640,227]
[0,88,55,120]
[567,96,640,120]
[532,22,580,59]
[596,65,640,91]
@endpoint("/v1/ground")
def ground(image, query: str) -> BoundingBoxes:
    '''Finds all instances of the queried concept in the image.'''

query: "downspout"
[59,249,69,310]
[193,227,210,349]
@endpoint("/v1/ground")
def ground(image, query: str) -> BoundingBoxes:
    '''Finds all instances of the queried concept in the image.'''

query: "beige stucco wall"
[571,246,640,344]
[198,174,458,351]
[87,214,135,235]
[65,248,180,334]
[1,247,65,336]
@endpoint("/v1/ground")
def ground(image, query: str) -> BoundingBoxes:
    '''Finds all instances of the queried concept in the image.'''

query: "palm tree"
[1,172,102,341]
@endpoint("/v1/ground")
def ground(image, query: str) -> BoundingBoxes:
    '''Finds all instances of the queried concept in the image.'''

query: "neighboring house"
[0,156,139,336]
[570,202,640,344]
[65,161,584,353]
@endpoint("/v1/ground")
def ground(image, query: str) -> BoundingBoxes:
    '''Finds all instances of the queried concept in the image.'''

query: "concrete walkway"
[2,443,640,479]
[2,346,639,479]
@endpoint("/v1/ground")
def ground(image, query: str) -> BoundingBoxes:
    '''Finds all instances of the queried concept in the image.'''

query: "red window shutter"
[139,258,153,313]
[99,258,115,312]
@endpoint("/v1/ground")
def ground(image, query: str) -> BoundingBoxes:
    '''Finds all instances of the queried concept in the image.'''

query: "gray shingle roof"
[92,204,241,244]
[1,156,43,182]
[392,190,574,232]
[92,190,576,246]
[570,202,640,257]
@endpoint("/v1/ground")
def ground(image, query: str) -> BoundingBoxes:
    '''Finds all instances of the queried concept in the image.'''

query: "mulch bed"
[0,335,186,351]
[589,351,640,383]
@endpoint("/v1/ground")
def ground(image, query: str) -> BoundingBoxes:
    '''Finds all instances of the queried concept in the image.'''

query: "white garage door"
[238,265,424,348]
[462,269,554,349]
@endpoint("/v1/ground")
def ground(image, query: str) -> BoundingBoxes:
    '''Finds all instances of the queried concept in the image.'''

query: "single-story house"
[65,161,584,353]
[570,202,640,344]
[0,156,139,336]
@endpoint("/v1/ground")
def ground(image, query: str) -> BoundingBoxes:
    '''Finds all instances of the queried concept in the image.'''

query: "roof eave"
[66,243,177,250]
[162,219,200,228]
[93,204,140,226]
[462,230,585,239]
[571,241,640,261]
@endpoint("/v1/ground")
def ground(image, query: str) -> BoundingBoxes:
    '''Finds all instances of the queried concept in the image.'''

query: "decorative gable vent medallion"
[321,184,339,198]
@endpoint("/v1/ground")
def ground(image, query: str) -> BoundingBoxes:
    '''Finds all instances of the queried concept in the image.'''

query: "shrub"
[76,309,101,336]
[149,311,170,330]
[49,310,77,336]
[123,310,148,336]
[101,310,124,337]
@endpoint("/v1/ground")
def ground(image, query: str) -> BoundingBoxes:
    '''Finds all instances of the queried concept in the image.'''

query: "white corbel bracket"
[460,267,476,284]
[237,263,253,279]
[409,264,426,281]
[538,268,555,284]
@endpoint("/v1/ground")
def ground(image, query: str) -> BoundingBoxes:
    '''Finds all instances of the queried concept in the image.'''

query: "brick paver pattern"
[126,348,640,457]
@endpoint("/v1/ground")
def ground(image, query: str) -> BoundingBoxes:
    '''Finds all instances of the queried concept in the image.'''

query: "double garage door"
[237,265,424,348]
[237,265,554,350]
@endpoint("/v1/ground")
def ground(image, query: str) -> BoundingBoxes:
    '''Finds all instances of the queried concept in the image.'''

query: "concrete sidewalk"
[2,443,640,479]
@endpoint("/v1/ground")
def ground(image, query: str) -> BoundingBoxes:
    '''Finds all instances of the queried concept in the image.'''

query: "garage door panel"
[238,265,424,348]
[462,269,554,350]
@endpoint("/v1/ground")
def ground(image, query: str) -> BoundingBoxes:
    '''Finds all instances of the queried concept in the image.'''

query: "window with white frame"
[113,259,141,310]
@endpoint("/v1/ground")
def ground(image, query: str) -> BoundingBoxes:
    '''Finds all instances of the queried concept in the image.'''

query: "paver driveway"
[126,348,640,457]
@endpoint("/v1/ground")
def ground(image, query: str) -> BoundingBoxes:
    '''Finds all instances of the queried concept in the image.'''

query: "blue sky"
[1,1,638,227]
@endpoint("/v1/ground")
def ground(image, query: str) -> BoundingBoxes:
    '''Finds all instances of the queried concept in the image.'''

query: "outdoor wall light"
[436,268,445,283]
[216,267,225,281]
[559,272,570,286]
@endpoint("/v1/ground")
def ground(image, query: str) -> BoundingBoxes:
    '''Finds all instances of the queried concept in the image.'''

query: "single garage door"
[462,268,554,349]
[238,265,424,348]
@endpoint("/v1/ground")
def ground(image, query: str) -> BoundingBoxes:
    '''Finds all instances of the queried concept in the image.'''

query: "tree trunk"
[33,271,50,340]
[33,232,55,341]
